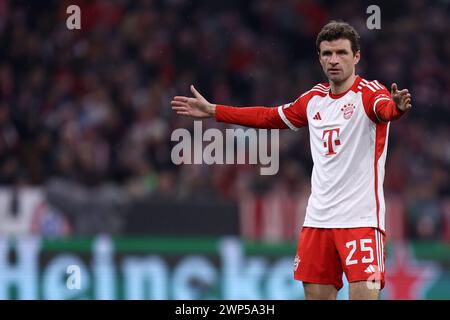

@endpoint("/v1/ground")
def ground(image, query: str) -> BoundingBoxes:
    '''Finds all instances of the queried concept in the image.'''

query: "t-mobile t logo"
[322,128,341,156]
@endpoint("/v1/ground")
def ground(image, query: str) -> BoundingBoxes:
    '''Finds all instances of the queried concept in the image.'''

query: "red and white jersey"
[277,76,399,231]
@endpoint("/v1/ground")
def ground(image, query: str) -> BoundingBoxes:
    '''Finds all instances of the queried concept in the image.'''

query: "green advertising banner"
[1,236,449,300]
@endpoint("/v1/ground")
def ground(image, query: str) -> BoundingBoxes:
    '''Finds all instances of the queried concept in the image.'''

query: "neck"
[330,74,356,94]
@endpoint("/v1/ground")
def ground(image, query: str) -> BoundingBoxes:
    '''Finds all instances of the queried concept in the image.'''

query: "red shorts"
[293,227,386,291]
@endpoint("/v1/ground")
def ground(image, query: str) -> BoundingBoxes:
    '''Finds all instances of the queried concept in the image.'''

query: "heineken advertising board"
[1,236,449,300]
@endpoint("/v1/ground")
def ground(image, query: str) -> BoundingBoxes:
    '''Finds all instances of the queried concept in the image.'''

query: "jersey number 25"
[345,239,374,266]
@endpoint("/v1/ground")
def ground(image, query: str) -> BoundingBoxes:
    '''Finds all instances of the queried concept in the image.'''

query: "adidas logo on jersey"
[364,265,378,274]
[313,112,322,120]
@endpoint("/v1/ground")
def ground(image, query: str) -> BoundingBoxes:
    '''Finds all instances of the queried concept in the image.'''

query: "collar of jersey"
[328,75,362,99]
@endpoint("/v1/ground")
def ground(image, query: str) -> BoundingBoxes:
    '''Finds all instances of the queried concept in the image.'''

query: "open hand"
[171,85,216,118]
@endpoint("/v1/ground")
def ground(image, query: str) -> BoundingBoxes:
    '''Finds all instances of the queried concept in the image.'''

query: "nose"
[329,53,339,65]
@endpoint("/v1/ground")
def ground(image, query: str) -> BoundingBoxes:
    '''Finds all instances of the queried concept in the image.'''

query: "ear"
[318,49,325,64]
[354,50,361,65]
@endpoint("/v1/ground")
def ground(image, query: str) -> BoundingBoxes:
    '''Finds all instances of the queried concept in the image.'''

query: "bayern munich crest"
[341,103,355,120]
[293,255,301,271]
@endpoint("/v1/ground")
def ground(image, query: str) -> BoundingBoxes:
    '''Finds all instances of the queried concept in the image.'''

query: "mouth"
[328,68,341,75]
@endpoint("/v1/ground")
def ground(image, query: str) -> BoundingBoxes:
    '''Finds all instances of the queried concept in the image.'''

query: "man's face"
[319,39,360,84]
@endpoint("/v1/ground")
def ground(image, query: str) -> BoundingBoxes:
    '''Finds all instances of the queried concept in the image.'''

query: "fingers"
[399,91,411,101]
[391,83,398,94]
[399,91,413,110]
[396,90,410,102]
[391,83,411,108]
[391,83,410,96]
[173,85,204,103]
[171,99,188,107]
[171,92,198,116]
[172,106,188,112]
[172,104,190,116]
[171,95,195,108]
[171,98,189,111]
[171,103,188,110]
[190,85,204,99]
[172,96,189,103]
[403,96,412,109]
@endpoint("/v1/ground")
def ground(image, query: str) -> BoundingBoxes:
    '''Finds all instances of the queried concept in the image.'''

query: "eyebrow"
[321,49,349,55]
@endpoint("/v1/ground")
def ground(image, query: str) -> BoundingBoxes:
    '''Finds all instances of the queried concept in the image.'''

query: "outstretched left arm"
[375,83,412,122]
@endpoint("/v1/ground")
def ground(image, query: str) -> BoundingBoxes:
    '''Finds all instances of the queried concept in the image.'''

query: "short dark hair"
[316,21,360,55]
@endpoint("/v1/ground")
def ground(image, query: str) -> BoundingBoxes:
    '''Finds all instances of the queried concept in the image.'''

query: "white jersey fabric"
[277,75,393,231]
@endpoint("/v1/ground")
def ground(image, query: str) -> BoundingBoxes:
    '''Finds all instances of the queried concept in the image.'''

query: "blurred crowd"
[0,0,449,241]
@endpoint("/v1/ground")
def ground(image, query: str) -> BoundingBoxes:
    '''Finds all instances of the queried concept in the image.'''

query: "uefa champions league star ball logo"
[341,103,356,120]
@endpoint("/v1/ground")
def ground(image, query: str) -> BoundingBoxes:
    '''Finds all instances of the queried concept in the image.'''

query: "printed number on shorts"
[345,239,374,266]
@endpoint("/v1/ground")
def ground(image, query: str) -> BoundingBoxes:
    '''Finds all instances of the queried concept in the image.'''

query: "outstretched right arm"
[171,85,308,130]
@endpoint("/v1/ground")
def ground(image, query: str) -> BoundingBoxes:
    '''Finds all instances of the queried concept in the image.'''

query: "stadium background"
[0,0,449,299]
